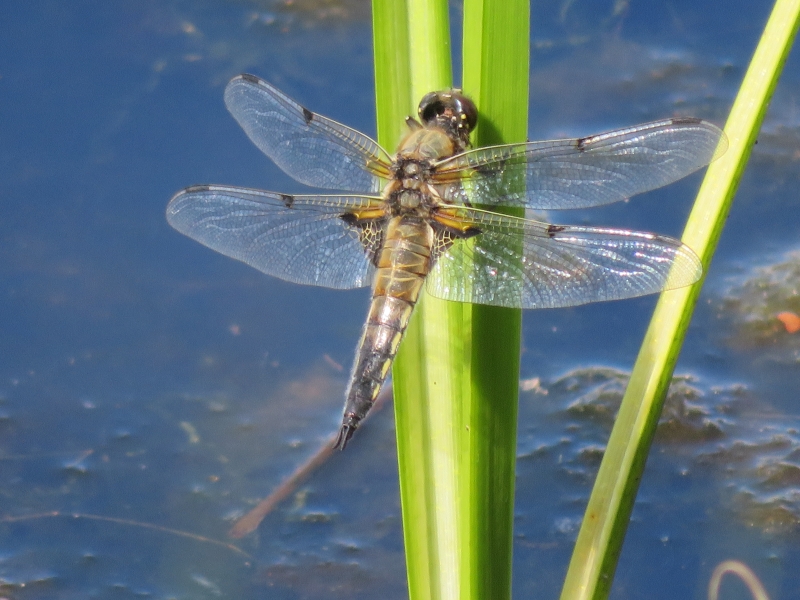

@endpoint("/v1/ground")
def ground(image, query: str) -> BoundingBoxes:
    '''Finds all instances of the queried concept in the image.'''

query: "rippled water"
[2,1,800,598]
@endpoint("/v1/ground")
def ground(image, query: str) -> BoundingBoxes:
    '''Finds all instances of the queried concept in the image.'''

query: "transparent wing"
[167,185,385,289]
[427,207,702,308]
[224,74,393,193]
[433,118,726,210]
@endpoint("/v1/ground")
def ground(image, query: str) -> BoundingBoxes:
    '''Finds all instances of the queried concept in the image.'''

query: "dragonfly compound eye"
[418,90,478,134]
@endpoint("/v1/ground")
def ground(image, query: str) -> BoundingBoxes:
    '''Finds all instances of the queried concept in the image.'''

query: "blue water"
[2,1,799,598]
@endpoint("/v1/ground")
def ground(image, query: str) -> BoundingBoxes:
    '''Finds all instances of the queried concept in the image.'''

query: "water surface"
[2,1,799,598]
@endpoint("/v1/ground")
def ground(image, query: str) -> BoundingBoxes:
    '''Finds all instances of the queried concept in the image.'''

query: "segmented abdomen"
[335,216,434,448]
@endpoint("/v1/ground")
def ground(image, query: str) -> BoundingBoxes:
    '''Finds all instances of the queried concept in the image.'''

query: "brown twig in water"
[228,383,393,538]
[1,511,251,559]
[0,449,94,461]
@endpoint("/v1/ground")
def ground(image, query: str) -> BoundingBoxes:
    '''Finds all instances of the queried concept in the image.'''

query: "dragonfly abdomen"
[335,217,434,449]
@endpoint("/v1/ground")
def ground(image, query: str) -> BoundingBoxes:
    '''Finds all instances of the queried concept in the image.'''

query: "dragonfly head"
[418,89,477,151]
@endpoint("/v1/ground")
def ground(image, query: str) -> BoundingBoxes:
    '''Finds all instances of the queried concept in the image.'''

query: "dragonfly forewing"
[434,118,726,210]
[224,74,393,193]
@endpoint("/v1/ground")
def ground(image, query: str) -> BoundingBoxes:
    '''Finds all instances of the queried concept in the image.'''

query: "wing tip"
[225,73,269,104]
[228,73,262,87]
[670,116,703,126]
[166,185,213,221]
[168,184,211,202]
[671,117,727,162]
[664,244,704,290]
[184,184,212,194]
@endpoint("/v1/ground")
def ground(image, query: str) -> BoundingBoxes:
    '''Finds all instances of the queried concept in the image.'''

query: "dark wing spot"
[239,73,261,84]
[360,220,386,267]
[429,223,482,265]
[575,136,589,152]
[670,116,702,125]
[340,212,358,226]
[279,193,295,208]
[473,162,504,177]
[546,224,566,238]
[184,184,212,194]
[302,107,315,124]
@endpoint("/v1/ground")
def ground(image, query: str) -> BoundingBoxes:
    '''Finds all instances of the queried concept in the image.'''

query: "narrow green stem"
[560,1,800,598]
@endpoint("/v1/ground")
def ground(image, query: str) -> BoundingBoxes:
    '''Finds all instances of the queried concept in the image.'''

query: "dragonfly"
[167,73,724,449]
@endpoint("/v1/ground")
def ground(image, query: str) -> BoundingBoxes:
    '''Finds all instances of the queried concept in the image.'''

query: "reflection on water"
[528,36,734,138]
[719,248,800,362]
[554,367,729,442]
[246,0,372,29]
[521,367,800,537]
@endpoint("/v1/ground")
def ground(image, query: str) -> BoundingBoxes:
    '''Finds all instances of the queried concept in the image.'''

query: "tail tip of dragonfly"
[333,424,357,451]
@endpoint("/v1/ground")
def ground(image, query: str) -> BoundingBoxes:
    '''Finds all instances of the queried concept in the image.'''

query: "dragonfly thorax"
[397,189,422,209]
[383,176,426,213]
[386,155,437,212]
[391,156,432,182]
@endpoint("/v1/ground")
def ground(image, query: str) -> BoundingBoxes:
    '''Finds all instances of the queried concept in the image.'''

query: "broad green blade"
[460,0,529,598]
[374,1,464,599]
[373,0,529,598]
[560,1,800,599]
